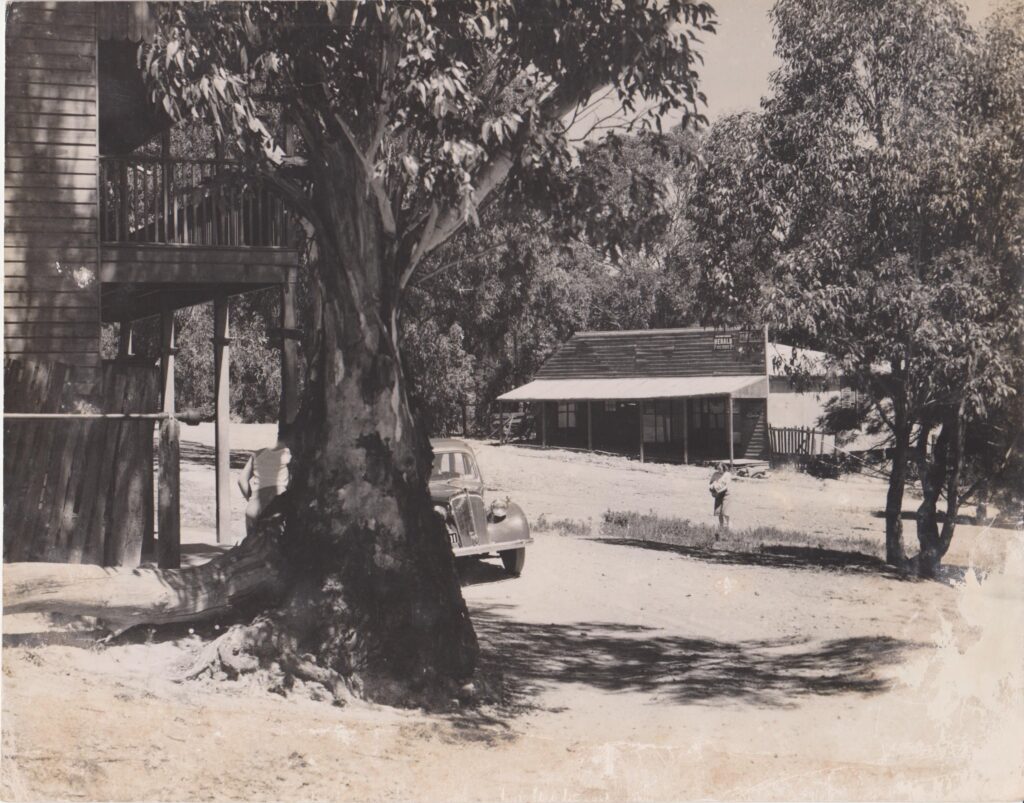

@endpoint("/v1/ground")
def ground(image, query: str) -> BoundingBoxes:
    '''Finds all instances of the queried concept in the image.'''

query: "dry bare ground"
[3,430,1023,801]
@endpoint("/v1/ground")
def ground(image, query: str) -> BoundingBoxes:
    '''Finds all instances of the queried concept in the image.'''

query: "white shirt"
[710,470,732,495]
[250,447,291,493]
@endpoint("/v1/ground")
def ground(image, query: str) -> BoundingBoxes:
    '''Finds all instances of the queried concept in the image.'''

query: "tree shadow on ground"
[594,537,911,580]
[448,602,917,741]
[140,542,232,569]
[179,440,251,469]
[870,509,1017,530]
[456,557,519,587]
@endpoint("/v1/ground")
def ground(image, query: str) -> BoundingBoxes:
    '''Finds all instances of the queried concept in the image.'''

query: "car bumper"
[452,537,533,559]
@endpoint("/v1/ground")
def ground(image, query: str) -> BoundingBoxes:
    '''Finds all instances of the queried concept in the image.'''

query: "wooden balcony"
[97,156,299,322]
[100,156,289,248]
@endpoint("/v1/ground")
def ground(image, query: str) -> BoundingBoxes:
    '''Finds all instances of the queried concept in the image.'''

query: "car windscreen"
[431,451,479,482]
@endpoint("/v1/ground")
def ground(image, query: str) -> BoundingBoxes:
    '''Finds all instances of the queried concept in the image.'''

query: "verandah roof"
[497,375,768,402]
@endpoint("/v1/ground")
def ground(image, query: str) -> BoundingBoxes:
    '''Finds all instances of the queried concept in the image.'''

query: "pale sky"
[569,0,1006,137]
[696,0,1004,121]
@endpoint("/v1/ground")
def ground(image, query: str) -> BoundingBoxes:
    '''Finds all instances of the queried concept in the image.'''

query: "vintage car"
[430,438,532,575]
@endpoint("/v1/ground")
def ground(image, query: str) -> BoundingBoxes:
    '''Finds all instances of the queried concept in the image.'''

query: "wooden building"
[4,3,300,564]
[498,328,771,464]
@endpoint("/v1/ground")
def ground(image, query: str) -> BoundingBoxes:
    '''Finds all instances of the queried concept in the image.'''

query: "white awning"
[497,375,768,402]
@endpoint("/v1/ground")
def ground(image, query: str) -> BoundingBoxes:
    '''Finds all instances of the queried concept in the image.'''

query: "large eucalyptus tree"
[109,1,714,700]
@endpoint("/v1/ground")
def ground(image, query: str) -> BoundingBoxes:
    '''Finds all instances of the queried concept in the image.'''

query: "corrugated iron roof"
[497,376,768,402]
[536,328,767,380]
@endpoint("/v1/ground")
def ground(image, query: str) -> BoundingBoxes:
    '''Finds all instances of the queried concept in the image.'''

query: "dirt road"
[3,438,1022,800]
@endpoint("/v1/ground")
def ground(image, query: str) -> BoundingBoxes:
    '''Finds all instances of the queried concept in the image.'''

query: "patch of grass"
[601,510,880,557]
[533,515,592,536]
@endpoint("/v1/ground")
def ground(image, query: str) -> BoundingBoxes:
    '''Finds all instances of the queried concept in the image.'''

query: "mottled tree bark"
[264,149,478,697]
[884,416,910,567]
[916,406,966,579]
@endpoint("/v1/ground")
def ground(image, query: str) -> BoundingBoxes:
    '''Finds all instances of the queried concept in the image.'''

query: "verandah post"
[117,322,134,358]
[279,266,300,435]
[638,401,645,463]
[587,401,593,451]
[682,396,689,464]
[727,394,735,468]
[157,417,180,569]
[214,297,232,543]
[160,311,176,414]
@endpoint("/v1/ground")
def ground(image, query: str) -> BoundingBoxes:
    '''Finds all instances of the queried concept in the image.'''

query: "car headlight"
[489,500,508,521]
[433,505,448,520]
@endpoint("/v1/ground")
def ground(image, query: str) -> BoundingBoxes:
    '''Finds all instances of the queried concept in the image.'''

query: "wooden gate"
[768,425,834,457]
[4,358,159,565]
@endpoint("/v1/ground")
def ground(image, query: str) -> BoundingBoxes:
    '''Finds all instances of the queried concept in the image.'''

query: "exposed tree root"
[174,612,352,705]
[4,516,288,633]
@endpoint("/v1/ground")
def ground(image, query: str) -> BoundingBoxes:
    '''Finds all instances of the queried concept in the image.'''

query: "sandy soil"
[3,434,1023,800]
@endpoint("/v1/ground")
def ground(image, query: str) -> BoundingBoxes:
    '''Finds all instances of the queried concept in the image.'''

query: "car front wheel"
[500,547,526,576]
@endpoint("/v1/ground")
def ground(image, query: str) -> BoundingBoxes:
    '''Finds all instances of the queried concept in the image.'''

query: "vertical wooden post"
[214,298,232,543]
[727,394,735,468]
[160,130,171,243]
[500,404,506,444]
[279,266,299,436]
[587,401,593,451]
[158,418,180,569]
[638,401,645,463]
[160,311,176,413]
[541,403,547,447]
[682,396,689,464]
[117,322,134,358]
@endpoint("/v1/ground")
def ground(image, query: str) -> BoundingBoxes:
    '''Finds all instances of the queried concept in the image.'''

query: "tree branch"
[333,112,398,237]
[412,237,514,287]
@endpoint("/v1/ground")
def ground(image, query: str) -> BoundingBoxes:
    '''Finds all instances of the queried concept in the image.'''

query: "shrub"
[532,514,592,536]
[805,452,859,480]
[601,509,879,557]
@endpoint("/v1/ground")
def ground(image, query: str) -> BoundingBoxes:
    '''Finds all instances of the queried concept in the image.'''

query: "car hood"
[429,481,481,503]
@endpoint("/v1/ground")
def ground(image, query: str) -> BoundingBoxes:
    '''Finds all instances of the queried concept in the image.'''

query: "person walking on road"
[709,461,732,532]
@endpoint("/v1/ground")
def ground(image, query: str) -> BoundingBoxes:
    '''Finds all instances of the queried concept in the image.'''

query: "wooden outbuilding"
[498,328,771,464]
[4,3,301,565]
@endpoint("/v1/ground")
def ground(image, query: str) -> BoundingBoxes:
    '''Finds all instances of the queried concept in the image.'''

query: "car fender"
[486,501,530,545]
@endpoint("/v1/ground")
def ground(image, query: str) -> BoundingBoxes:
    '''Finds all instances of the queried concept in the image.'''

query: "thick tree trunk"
[263,150,478,697]
[915,423,945,579]
[278,295,478,695]
[916,407,965,579]
[884,419,910,566]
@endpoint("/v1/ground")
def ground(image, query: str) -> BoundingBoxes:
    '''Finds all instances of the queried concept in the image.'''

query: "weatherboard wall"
[5,2,102,404]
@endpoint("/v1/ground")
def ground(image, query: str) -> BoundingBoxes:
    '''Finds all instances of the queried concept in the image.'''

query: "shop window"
[604,400,617,412]
[694,398,725,430]
[557,402,577,429]
[643,400,672,443]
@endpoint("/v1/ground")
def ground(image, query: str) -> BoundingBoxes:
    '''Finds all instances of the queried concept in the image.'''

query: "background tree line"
[105,0,1020,580]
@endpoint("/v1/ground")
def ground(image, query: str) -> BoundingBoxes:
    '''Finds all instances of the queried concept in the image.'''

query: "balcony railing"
[99,156,290,247]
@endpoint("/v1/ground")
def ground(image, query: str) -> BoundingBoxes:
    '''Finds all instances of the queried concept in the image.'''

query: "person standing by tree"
[237,426,293,541]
